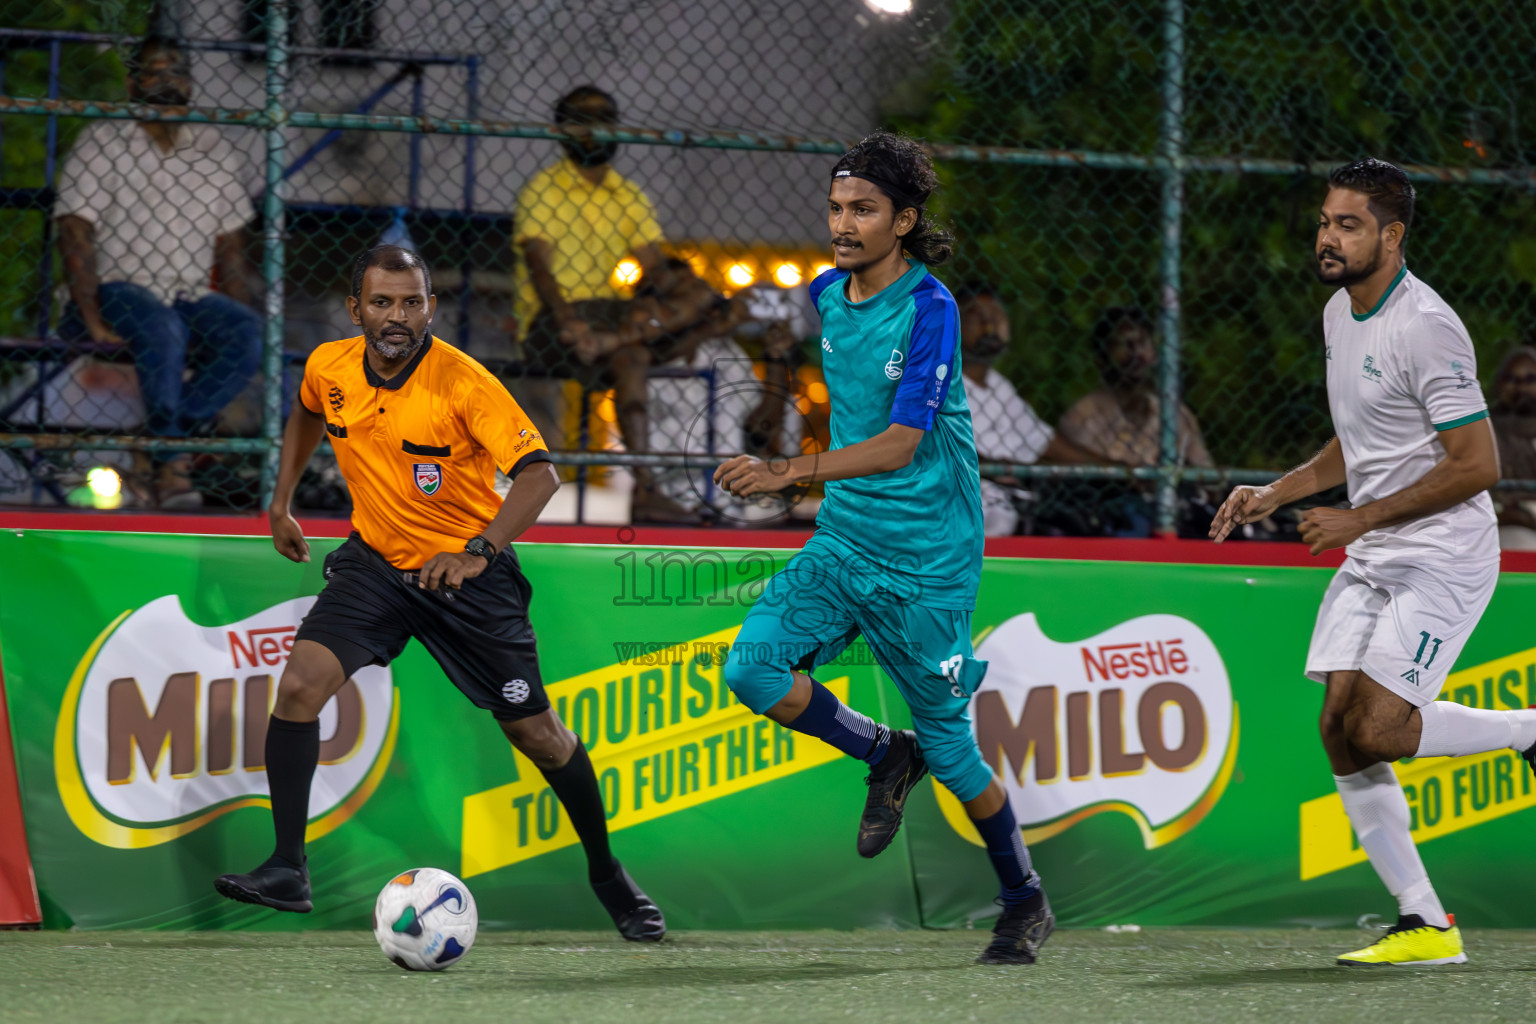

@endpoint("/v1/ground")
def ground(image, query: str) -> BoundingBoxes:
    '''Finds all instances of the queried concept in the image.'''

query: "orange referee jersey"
[298,334,551,569]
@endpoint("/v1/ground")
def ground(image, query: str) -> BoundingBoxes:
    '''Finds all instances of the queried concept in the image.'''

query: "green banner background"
[909,558,1536,930]
[3,530,1534,931]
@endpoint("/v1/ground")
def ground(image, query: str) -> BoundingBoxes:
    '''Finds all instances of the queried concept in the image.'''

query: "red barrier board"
[0,644,41,926]
[1,509,1534,572]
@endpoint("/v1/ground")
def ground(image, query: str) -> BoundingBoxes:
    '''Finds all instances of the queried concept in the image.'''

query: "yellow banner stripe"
[461,625,852,877]
[1299,644,1536,880]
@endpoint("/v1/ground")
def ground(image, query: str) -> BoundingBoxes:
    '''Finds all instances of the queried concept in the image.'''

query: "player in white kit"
[1211,158,1536,966]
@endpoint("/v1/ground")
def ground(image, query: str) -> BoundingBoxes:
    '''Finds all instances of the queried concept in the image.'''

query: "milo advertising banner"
[4,529,1536,931]
[0,531,913,931]
[907,557,1536,929]
[57,595,397,852]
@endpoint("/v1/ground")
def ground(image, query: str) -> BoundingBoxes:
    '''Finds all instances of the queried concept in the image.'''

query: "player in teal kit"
[714,131,1052,965]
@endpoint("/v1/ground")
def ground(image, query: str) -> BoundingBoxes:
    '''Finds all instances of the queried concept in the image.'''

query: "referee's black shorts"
[295,533,548,721]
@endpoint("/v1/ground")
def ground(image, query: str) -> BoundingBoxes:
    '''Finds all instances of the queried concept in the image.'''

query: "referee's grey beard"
[365,327,426,361]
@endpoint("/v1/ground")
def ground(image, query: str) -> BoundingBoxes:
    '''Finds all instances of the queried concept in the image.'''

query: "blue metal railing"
[0,21,488,504]
[6,14,1536,522]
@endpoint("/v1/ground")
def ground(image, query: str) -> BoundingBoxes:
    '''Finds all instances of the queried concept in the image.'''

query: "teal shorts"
[722,535,994,802]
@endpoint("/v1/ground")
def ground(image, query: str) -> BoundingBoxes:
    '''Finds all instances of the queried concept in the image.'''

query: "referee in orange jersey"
[214,245,665,941]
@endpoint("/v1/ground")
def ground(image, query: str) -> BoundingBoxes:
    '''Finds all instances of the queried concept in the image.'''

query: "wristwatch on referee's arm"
[463,535,497,565]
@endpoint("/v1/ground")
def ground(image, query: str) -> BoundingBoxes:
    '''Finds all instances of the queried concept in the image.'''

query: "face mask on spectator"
[135,61,191,107]
[970,332,1007,360]
[141,81,190,106]
[561,139,618,167]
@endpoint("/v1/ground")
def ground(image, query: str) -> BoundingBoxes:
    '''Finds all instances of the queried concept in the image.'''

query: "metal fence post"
[259,1,289,508]
[1155,0,1186,537]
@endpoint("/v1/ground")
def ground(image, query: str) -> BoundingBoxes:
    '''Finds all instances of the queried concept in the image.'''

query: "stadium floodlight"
[773,263,803,288]
[610,257,643,287]
[864,0,913,13]
[87,466,122,499]
[726,262,755,288]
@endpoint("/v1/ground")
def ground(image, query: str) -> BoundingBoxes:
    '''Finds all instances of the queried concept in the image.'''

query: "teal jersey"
[808,261,983,609]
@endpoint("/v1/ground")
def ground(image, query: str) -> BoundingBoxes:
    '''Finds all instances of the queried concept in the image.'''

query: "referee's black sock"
[266,715,320,867]
[539,742,618,884]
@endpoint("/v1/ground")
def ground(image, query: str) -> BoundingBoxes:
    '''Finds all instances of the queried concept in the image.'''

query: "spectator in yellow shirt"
[513,86,695,522]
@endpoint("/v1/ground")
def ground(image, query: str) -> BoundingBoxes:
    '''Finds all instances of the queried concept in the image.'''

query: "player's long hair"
[832,131,954,266]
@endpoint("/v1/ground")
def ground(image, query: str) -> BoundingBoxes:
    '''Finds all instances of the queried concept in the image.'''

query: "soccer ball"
[372,867,478,971]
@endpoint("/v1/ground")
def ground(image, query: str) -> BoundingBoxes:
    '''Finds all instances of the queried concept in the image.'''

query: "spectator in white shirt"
[55,35,259,507]
[958,287,1104,536]
[645,279,802,524]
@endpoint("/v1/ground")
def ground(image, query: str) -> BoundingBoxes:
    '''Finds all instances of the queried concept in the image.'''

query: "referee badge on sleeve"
[413,463,443,496]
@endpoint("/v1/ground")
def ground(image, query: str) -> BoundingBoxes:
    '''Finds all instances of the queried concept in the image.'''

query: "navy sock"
[972,801,1041,905]
[785,679,891,764]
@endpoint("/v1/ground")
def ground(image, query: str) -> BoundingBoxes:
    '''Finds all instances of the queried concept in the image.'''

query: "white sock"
[1334,764,1449,928]
[1416,699,1536,757]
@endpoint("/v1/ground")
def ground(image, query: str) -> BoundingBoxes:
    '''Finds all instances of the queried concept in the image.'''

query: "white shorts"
[1305,555,1498,706]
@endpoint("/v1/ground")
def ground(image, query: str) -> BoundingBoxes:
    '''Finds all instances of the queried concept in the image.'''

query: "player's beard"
[1315,239,1382,286]
[365,325,426,361]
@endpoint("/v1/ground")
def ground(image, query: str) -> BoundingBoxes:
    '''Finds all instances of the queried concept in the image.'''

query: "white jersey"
[1323,267,1496,565]
[55,120,253,304]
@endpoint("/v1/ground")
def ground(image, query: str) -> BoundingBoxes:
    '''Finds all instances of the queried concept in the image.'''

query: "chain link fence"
[2,1,1535,540]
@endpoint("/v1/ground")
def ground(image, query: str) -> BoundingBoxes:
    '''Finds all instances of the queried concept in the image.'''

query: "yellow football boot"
[1337,914,1467,966]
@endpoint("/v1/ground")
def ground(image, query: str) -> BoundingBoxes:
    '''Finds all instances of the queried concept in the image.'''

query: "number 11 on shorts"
[1414,630,1443,669]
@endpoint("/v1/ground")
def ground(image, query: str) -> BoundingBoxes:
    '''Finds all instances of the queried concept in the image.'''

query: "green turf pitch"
[5,929,1535,1023]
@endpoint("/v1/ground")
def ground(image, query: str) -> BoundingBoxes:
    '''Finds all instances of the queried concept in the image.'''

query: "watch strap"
[464,535,497,561]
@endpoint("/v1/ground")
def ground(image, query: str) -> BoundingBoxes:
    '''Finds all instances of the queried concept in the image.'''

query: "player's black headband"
[831,169,925,212]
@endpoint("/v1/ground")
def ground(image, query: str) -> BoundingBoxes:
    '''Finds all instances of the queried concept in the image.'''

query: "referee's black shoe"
[1522,739,1536,779]
[592,863,666,942]
[857,729,927,858]
[213,855,312,913]
[976,889,1054,965]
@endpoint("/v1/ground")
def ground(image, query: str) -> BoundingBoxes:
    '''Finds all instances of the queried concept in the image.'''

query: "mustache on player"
[1318,248,1344,264]
[832,236,861,249]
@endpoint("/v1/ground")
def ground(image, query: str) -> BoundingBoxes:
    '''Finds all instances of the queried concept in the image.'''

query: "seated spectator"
[957,287,1106,536]
[646,281,804,523]
[582,257,750,522]
[584,256,743,366]
[1490,345,1536,549]
[1051,306,1215,537]
[55,34,260,508]
[514,85,699,522]
[1058,306,1212,469]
